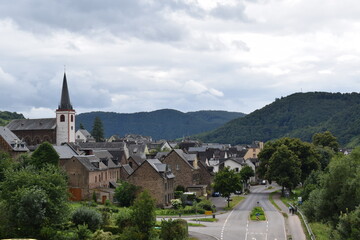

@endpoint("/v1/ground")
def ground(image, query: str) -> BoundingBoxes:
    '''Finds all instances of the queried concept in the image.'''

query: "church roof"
[6,118,56,130]
[58,73,73,110]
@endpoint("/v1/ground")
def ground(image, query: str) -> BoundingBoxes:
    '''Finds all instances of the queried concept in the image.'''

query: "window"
[176,164,179,170]
[235,167,239,172]
[60,115,65,122]
[95,176,97,183]
[71,115,74,122]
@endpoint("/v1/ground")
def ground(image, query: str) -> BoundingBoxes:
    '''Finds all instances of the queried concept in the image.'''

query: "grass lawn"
[309,222,332,240]
[223,196,245,210]
[250,207,266,221]
[187,222,206,227]
[190,217,218,222]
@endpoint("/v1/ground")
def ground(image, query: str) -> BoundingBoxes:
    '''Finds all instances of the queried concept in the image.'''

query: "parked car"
[234,190,242,195]
[212,192,220,197]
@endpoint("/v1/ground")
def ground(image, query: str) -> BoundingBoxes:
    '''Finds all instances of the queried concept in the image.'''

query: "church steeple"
[58,73,73,110]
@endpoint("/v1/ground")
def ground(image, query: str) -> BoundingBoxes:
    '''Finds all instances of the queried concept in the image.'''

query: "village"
[0,73,262,208]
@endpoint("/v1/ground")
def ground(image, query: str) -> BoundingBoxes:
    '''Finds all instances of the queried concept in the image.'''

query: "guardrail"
[289,203,315,240]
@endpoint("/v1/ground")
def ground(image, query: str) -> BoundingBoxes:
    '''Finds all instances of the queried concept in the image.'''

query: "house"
[214,157,246,173]
[0,126,29,158]
[76,129,95,143]
[7,73,75,146]
[161,149,201,192]
[127,159,175,207]
[60,155,121,202]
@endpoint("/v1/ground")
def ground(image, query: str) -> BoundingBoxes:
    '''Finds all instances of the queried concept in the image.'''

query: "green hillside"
[199,92,360,146]
[0,111,25,126]
[76,109,245,140]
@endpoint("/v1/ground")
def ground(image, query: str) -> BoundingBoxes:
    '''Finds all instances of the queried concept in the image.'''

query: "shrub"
[92,229,113,240]
[174,191,183,199]
[160,219,188,240]
[75,224,92,240]
[72,207,103,231]
[197,199,213,211]
[171,199,182,209]
[115,208,133,232]
[175,185,186,192]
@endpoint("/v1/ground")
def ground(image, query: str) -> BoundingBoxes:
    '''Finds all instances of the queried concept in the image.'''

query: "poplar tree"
[92,117,104,142]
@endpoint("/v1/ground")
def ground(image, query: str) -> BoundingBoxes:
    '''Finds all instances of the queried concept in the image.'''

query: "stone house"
[0,126,29,158]
[127,159,175,208]
[60,155,121,202]
[161,149,200,191]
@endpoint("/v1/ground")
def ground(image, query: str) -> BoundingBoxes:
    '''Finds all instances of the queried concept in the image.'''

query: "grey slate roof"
[0,126,29,152]
[129,155,145,166]
[93,150,113,160]
[58,73,73,110]
[78,142,125,149]
[53,145,78,159]
[173,149,196,168]
[122,164,134,175]
[7,118,56,130]
[73,155,101,171]
[155,151,169,160]
[188,147,207,153]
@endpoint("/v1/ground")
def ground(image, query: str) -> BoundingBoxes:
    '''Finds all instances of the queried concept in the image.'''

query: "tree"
[79,123,85,129]
[312,131,339,152]
[239,166,254,184]
[0,164,69,238]
[0,151,14,182]
[131,190,156,240]
[213,167,242,207]
[114,181,140,207]
[258,137,320,185]
[335,206,360,240]
[268,145,301,194]
[72,207,103,231]
[92,116,104,142]
[31,141,60,168]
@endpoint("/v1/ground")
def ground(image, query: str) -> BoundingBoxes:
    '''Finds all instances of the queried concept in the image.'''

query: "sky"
[1,0,360,119]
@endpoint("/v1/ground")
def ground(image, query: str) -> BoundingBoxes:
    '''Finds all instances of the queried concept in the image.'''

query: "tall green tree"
[213,167,242,207]
[131,190,156,240]
[31,142,60,168]
[302,147,360,225]
[239,165,255,190]
[92,117,104,142]
[312,131,339,152]
[268,145,301,194]
[258,137,320,185]
[114,181,140,207]
[0,165,70,238]
[0,151,14,182]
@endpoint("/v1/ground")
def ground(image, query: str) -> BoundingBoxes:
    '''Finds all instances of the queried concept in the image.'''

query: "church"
[7,73,76,147]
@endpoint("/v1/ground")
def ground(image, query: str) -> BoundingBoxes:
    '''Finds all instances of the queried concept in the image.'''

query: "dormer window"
[60,115,65,122]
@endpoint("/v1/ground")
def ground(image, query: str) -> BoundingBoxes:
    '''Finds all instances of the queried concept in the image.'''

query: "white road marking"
[220,208,235,240]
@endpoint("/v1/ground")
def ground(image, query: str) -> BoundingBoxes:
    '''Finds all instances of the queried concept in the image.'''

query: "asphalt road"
[189,185,287,240]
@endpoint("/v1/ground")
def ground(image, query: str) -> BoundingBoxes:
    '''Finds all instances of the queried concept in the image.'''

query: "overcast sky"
[1,0,360,118]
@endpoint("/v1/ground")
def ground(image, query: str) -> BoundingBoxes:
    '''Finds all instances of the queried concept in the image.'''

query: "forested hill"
[76,109,245,140]
[198,92,360,146]
[0,111,25,126]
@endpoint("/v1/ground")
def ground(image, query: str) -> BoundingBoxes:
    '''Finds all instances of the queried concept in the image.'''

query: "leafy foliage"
[0,164,69,238]
[76,109,245,140]
[160,218,188,240]
[312,131,339,152]
[131,190,156,240]
[239,165,254,183]
[31,141,60,168]
[257,137,320,187]
[335,206,360,240]
[213,167,242,207]
[72,207,103,231]
[114,181,140,207]
[302,147,360,226]
[199,92,360,145]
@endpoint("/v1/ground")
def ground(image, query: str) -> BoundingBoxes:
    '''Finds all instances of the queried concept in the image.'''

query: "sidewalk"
[272,192,306,240]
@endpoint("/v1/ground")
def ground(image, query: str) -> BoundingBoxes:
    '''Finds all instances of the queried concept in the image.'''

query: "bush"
[174,191,183,199]
[160,219,188,240]
[197,199,213,211]
[115,208,133,232]
[72,207,103,231]
[92,229,113,240]
[171,199,182,209]
[75,224,92,240]
[175,185,186,192]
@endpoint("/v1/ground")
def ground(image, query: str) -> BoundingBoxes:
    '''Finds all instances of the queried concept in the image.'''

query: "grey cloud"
[0,0,204,42]
[211,2,249,21]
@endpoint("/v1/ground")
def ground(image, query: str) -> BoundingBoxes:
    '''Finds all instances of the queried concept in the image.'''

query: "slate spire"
[58,72,73,110]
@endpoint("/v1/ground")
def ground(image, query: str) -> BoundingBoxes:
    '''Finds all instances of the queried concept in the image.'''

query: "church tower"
[56,73,75,145]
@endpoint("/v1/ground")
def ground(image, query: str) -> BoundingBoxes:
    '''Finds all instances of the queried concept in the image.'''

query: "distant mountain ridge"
[76,109,245,140]
[198,92,360,146]
[0,111,25,126]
